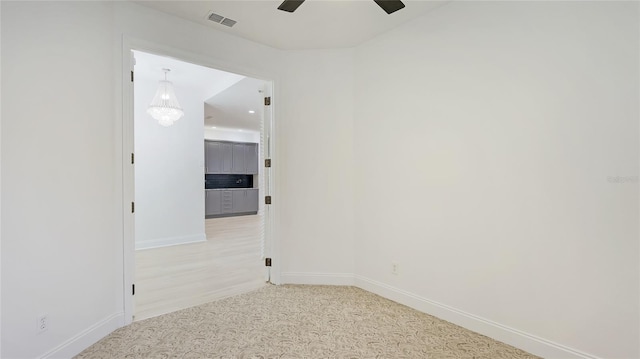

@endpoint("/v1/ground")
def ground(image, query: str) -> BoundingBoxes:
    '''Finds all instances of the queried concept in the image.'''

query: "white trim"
[281,272,355,286]
[266,80,280,285]
[121,36,135,326]
[135,233,206,250]
[39,313,123,359]
[120,35,280,325]
[354,275,602,359]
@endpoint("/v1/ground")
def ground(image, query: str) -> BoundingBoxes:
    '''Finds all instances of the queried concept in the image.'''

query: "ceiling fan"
[278,0,405,15]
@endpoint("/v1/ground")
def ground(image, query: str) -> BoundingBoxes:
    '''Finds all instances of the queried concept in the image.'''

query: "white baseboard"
[39,273,600,359]
[135,233,206,250]
[40,312,123,359]
[354,275,601,359]
[280,272,354,286]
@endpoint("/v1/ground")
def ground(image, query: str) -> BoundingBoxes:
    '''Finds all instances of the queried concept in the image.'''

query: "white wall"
[1,2,119,358]
[0,2,3,356]
[112,1,356,282]
[134,78,205,250]
[204,128,260,143]
[353,2,639,358]
[4,1,636,358]
[278,49,356,283]
[1,1,357,357]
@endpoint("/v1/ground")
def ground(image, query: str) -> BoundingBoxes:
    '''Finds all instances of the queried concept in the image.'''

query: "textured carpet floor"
[76,285,540,358]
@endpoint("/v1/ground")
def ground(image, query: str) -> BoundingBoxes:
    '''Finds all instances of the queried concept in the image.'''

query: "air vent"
[207,11,237,28]
[220,18,237,27]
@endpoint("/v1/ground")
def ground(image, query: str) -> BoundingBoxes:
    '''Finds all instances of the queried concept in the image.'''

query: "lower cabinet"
[222,190,233,214]
[205,190,222,216]
[245,189,259,212]
[233,189,259,213]
[206,189,259,218]
[232,190,247,213]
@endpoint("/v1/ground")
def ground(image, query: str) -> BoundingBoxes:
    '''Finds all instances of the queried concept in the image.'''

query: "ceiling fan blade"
[373,0,405,14]
[278,0,305,13]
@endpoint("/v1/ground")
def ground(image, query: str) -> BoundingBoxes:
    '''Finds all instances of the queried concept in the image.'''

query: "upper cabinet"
[231,143,246,174]
[244,143,258,174]
[205,141,232,174]
[205,140,258,175]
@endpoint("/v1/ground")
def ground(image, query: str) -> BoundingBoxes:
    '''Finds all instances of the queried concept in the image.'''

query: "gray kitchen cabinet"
[205,140,257,175]
[245,144,259,174]
[205,141,219,173]
[232,143,246,174]
[232,190,247,213]
[246,189,259,213]
[205,190,222,217]
[232,189,259,213]
[220,143,233,173]
[205,141,232,174]
[206,189,259,218]
[221,190,234,214]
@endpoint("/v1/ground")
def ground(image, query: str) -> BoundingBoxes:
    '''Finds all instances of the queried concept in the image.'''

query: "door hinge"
[265,258,272,267]
[131,153,134,164]
[131,202,135,213]
[131,71,134,82]
[264,97,271,106]
[265,159,271,168]
[132,284,135,296]
[265,196,272,205]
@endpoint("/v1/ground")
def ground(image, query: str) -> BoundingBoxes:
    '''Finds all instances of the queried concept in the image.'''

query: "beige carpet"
[76,285,540,358]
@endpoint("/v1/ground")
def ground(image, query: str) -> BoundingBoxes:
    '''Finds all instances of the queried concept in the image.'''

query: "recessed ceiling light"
[237,129,243,132]
[248,110,255,114]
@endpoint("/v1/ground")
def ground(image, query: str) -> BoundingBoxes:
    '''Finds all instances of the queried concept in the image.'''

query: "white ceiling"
[205,77,267,131]
[133,1,446,131]
[133,50,245,99]
[133,0,447,50]
[134,50,265,132]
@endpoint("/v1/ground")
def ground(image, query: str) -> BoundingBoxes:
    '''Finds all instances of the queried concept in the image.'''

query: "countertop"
[205,188,258,191]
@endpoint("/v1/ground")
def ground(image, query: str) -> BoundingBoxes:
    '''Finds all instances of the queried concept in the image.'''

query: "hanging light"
[147,68,184,126]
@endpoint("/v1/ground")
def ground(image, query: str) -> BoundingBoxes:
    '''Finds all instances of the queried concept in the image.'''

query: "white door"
[261,82,274,282]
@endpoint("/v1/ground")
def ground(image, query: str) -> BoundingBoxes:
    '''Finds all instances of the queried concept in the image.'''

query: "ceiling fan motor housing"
[277,0,405,14]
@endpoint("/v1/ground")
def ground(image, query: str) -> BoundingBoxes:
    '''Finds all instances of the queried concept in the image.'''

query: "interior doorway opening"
[129,49,274,321]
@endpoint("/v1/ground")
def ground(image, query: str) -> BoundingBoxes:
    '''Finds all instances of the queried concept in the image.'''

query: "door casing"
[120,36,280,325]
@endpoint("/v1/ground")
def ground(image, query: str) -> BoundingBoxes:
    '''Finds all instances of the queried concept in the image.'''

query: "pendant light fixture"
[147,68,184,127]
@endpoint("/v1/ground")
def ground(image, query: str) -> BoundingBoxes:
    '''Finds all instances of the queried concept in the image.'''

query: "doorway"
[123,46,275,323]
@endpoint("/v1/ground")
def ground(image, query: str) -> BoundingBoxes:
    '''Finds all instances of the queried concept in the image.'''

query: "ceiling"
[133,0,447,50]
[132,1,445,131]
[133,50,245,99]
[205,77,267,131]
[135,50,265,132]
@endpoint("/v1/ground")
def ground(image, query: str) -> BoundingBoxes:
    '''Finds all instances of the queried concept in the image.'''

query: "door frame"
[120,36,280,325]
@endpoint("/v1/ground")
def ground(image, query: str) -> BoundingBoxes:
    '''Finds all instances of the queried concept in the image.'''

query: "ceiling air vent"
[207,11,237,28]
[220,18,237,27]
[207,12,224,23]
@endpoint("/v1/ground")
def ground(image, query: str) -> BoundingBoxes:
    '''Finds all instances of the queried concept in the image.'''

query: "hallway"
[134,215,265,321]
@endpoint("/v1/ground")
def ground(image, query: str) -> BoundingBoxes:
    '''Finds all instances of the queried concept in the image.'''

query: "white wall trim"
[135,233,206,250]
[276,272,603,357]
[120,34,281,324]
[281,272,354,286]
[39,313,123,359]
[354,275,602,359]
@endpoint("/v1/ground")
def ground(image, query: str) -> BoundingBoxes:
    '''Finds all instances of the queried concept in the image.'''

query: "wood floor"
[134,214,266,321]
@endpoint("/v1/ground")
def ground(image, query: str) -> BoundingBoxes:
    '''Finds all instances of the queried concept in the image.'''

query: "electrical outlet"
[37,315,48,333]
[392,262,399,275]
